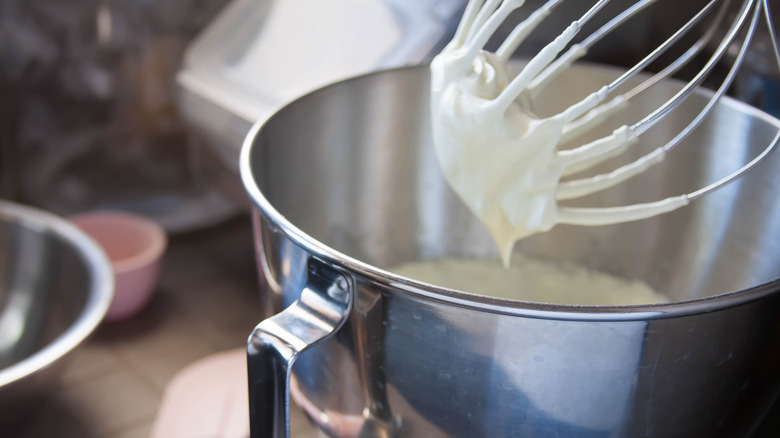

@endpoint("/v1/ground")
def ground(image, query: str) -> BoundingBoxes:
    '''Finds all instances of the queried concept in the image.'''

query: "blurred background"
[0,0,234,232]
[1,0,778,234]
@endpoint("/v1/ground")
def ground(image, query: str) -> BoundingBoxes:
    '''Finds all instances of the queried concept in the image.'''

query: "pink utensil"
[70,211,167,321]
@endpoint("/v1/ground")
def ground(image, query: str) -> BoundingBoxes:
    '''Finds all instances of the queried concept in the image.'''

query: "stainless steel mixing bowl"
[242,64,780,437]
[0,201,113,428]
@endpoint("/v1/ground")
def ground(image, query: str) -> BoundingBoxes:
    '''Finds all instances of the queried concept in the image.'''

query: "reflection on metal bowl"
[0,201,113,429]
[242,64,780,437]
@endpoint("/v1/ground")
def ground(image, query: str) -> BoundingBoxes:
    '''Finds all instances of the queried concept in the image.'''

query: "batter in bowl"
[430,0,694,265]
[392,255,667,305]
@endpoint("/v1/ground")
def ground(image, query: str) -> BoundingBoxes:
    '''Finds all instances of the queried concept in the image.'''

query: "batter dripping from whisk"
[429,0,696,264]
[429,0,780,266]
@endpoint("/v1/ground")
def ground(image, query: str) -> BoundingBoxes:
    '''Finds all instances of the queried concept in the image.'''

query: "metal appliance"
[242,64,780,437]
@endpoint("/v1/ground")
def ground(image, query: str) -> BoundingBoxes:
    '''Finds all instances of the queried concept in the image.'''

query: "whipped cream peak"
[430,0,689,265]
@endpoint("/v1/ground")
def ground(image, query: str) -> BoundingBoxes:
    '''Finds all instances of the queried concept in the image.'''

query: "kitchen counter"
[15,212,780,437]
[13,215,319,438]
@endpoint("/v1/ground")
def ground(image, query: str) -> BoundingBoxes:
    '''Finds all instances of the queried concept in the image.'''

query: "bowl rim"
[0,200,114,387]
[240,64,780,322]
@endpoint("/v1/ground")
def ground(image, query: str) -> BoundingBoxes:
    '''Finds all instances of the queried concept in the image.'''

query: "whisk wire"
[556,0,762,201]
[526,0,660,94]
[545,0,779,223]
[622,0,733,100]
[662,1,760,155]
[762,0,780,67]
[538,0,730,145]
[494,0,612,112]
[687,0,780,200]
[534,0,732,169]
[606,0,722,96]
[632,0,758,136]
[497,0,567,59]
[431,0,780,234]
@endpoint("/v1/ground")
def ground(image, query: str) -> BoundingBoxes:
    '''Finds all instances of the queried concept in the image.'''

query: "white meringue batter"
[392,255,667,305]
[430,0,689,265]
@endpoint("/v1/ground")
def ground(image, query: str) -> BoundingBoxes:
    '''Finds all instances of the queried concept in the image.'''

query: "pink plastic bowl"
[70,211,167,322]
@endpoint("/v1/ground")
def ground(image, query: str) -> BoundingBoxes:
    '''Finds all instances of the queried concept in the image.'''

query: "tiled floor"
[11,215,319,438]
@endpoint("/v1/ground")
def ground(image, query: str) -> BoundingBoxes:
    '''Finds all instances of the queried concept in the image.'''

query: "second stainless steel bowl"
[0,201,113,429]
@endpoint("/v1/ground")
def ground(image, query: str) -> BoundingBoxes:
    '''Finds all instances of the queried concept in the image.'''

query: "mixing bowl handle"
[247,257,353,438]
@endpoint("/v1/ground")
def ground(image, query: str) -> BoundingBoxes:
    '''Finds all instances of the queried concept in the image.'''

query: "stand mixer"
[237,1,780,437]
